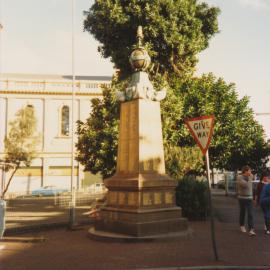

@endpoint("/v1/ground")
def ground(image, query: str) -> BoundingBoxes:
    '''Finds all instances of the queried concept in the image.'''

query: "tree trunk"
[1,165,19,199]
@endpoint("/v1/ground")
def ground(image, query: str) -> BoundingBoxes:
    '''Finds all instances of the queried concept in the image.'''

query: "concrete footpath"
[0,193,270,270]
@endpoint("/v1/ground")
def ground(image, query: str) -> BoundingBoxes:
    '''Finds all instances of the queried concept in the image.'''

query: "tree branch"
[169,51,182,75]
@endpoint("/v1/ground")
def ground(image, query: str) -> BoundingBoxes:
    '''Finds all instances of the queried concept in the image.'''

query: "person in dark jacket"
[260,182,270,235]
[255,171,270,233]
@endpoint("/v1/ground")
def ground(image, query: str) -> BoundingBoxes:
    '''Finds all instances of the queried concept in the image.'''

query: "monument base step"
[94,212,189,237]
[88,226,192,242]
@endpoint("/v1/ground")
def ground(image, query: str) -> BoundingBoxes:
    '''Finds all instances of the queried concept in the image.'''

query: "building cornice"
[0,75,111,96]
[0,90,103,96]
[0,73,112,81]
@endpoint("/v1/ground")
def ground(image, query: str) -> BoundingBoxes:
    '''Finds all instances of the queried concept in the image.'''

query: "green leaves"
[169,74,270,173]
[165,146,204,178]
[84,0,220,79]
[4,106,40,168]
[76,85,120,179]
[176,176,209,220]
[76,74,270,179]
[78,1,270,178]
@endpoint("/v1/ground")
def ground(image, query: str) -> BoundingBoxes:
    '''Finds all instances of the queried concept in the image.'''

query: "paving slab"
[0,193,269,270]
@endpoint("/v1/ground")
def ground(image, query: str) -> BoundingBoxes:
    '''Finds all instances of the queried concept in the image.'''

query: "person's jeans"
[266,218,270,231]
[238,198,254,230]
[261,204,270,231]
[261,205,268,230]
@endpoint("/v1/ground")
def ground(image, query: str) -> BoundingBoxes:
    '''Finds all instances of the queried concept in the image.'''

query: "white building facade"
[0,73,111,196]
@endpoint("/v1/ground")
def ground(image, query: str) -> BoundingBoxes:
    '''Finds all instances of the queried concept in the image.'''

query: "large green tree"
[84,0,219,79]
[77,74,270,178]
[163,74,270,173]
[77,0,270,178]
[1,105,40,198]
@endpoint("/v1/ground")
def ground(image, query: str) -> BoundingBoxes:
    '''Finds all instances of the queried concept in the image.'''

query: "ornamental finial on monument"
[137,25,143,47]
[129,26,151,72]
[115,26,166,102]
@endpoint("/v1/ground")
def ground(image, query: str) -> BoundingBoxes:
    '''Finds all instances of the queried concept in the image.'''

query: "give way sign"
[185,115,215,155]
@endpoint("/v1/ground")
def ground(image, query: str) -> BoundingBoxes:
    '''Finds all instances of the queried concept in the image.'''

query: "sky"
[0,0,270,137]
[197,0,270,138]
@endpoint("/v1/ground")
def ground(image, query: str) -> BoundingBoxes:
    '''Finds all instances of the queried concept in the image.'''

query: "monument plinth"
[90,27,189,239]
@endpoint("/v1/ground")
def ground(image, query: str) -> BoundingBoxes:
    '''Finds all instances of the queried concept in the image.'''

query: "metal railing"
[4,191,107,231]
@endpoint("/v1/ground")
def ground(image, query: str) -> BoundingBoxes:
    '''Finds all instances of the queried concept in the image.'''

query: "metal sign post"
[185,115,218,261]
[206,150,218,261]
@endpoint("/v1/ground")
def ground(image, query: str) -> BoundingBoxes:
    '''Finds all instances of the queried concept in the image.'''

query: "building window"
[61,105,69,136]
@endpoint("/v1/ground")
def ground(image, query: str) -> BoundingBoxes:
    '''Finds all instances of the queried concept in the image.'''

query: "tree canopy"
[84,0,220,79]
[164,74,270,173]
[76,86,119,178]
[77,73,270,178]
[77,0,270,179]
[1,105,40,198]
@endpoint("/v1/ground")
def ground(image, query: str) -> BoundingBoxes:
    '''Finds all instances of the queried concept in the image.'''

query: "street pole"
[0,0,3,196]
[0,0,2,76]
[0,0,5,239]
[206,150,218,261]
[69,0,76,229]
[185,116,217,261]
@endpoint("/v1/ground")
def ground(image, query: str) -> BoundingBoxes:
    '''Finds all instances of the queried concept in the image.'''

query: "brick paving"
[0,193,270,270]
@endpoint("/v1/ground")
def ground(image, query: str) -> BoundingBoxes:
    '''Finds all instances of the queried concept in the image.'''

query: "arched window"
[61,105,69,136]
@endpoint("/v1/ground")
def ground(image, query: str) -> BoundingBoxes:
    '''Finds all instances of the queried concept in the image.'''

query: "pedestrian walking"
[236,165,256,236]
[255,171,270,232]
[260,182,270,235]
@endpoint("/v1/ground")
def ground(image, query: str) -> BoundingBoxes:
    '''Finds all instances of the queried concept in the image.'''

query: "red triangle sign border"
[184,115,215,156]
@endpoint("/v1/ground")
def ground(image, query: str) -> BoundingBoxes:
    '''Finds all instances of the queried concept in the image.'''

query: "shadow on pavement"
[0,194,270,270]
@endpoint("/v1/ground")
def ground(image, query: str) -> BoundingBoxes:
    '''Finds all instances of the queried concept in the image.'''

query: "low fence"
[55,192,105,208]
[4,191,106,231]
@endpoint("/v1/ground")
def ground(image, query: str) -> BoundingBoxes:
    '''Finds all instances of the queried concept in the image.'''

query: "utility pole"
[0,0,6,239]
[0,0,3,77]
[69,0,76,229]
[0,0,4,197]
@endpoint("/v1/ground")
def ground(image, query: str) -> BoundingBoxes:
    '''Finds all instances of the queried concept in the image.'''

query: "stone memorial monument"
[90,27,189,239]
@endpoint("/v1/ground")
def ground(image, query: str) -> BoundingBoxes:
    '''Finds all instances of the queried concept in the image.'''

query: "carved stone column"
[94,99,188,237]
[90,26,189,239]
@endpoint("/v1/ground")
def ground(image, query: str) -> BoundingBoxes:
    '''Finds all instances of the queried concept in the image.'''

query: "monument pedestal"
[91,99,189,239]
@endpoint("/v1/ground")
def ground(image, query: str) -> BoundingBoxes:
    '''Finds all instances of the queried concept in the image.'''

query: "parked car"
[87,183,107,194]
[32,186,69,196]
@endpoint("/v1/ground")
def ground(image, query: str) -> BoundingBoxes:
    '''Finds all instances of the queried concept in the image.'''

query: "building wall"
[0,98,6,153]
[0,74,110,196]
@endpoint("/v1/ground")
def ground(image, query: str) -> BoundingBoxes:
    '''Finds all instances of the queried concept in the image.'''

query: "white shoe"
[265,230,270,235]
[249,229,256,236]
[240,226,246,233]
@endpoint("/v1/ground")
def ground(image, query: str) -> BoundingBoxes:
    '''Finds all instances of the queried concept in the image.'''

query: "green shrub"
[175,175,209,220]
